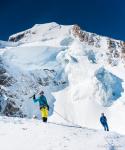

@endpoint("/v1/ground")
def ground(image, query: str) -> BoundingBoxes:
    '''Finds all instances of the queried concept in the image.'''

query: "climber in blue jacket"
[100,113,109,131]
[33,91,49,122]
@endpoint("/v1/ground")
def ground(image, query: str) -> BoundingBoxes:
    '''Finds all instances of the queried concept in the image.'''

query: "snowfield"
[0,117,125,150]
[0,22,125,149]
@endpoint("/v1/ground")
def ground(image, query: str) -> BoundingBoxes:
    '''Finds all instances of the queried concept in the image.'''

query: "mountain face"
[8,23,125,67]
[0,22,125,134]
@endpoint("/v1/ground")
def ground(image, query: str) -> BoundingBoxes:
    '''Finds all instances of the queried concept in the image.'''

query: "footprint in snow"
[22,128,27,130]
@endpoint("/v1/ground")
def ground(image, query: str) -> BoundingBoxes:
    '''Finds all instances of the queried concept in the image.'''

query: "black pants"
[102,122,109,131]
[42,117,47,122]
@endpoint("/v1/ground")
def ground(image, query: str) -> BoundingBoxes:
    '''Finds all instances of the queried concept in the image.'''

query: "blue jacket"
[100,116,107,124]
[33,95,49,108]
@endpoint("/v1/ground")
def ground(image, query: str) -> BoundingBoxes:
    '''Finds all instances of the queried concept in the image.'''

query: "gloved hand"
[47,105,49,111]
[33,94,35,99]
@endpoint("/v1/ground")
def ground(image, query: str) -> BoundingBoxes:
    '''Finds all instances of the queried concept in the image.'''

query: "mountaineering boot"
[42,117,47,122]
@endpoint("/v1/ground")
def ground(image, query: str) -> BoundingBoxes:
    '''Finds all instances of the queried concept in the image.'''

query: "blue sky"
[0,0,125,41]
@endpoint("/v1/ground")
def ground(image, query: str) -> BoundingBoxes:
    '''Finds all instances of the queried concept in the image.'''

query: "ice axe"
[29,90,44,99]
[29,94,36,99]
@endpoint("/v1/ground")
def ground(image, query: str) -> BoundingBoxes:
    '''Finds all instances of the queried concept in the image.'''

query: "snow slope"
[0,22,125,136]
[0,116,125,150]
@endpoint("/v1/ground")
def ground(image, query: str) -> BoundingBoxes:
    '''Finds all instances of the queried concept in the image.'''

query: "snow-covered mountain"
[0,22,125,136]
